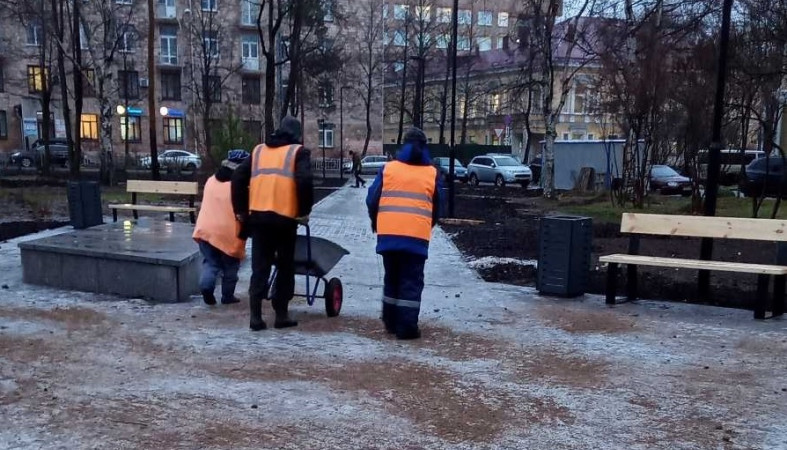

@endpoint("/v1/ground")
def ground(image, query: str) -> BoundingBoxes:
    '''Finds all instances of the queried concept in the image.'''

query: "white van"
[697,149,765,185]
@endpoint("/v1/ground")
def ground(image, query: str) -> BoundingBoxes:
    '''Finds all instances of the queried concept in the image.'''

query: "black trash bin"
[67,181,103,229]
[537,215,592,297]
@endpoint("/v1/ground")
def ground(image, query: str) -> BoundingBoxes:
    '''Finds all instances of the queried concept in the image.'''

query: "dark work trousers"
[249,222,298,313]
[198,241,241,303]
[381,251,427,336]
[354,170,366,188]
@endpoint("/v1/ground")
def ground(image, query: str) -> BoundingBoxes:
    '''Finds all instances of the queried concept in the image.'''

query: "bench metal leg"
[189,211,196,224]
[774,275,785,318]
[112,209,117,222]
[606,263,619,305]
[626,264,638,301]
[755,274,770,320]
[169,212,175,222]
[133,210,138,220]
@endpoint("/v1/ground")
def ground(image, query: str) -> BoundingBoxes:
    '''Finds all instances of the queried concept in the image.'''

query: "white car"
[343,155,389,175]
[141,150,202,171]
[467,154,532,187]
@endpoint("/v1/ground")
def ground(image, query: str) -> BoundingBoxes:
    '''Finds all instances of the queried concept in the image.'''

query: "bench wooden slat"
[108,204,196,213]
[621,213,787,242]
[126,180,199,196]
[600,254,787,275]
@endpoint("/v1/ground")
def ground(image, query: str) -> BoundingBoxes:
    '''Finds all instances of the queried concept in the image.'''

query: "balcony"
[160,54,178,66]
[242,57,259,71]
[157,4,177,21]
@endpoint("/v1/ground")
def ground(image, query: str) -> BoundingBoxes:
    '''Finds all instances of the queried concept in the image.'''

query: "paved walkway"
[1,186,787,449]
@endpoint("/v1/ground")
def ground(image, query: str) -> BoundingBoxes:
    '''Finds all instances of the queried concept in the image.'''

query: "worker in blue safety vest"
[366,127,443,340]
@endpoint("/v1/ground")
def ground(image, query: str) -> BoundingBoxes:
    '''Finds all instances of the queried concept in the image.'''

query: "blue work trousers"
[381,251,426,336]
[198,241,241,303]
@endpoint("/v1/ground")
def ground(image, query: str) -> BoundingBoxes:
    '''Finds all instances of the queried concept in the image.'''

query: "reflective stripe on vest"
[377,161,437,242]
[249,144,300,218]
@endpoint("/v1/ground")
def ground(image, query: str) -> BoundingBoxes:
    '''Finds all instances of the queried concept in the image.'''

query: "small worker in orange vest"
[193,150,250,305]
[232,116,314,331]
[366,127,443,340]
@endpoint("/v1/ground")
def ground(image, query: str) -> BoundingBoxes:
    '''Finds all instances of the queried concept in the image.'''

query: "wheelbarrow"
[268,224,349,317]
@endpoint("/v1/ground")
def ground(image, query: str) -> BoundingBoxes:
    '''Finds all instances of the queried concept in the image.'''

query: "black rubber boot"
[274,310,298,329]
[202,290,217,306]
[249,297,267,331]
[396,328,421,340]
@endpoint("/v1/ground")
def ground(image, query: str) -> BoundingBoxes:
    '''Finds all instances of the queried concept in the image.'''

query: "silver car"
[343,155,389,175]
[141,149,202,171]
[467,154,533,187]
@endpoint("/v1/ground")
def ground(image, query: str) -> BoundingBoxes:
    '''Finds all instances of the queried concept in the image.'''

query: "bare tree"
[352,0,384,155]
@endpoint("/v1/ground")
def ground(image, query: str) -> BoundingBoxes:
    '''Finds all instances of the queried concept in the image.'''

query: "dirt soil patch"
[443,185,767,309]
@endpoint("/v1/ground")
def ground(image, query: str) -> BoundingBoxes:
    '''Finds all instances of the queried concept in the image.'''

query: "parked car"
[467,154,533,187]
[648,165,692,196]
[10,144,70,168]
[739,156,787,198]
[433,157,468,182]
[140,150,202,171]
[342,155,388,175]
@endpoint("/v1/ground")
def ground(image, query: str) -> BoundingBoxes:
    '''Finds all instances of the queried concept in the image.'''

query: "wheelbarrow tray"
[292,235,349,277]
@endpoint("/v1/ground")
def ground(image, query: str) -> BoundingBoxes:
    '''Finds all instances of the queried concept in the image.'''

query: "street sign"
[495,128,504,139]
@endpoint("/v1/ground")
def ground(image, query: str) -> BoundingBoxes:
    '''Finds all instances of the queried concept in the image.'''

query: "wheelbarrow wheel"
[324,278,343,317]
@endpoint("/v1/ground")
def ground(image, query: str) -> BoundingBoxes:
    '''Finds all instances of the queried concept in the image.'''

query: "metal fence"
[311,158,345,172]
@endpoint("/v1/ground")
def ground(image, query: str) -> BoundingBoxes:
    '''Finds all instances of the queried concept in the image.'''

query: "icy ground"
[1,186,787,449]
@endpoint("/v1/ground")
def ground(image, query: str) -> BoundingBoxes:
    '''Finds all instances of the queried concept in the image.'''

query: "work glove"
[296,215,310,226]
[235,214,250,240]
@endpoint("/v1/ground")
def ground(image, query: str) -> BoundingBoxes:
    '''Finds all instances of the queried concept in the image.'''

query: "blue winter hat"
[227,149,250,163]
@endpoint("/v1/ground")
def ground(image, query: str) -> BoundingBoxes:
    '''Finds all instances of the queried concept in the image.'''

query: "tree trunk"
[147,0,160,180]
[262,3,277,137]
[542,120,557,199]
[53,0,74,179]
[522,89,534,163]
[99,99,114,186]
[396,41,409,145]
[437,54,450,144]
[280,0,302,119]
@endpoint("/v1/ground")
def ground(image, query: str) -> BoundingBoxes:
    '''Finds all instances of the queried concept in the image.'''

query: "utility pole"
[448,0,459,217]
[698,0,734,299]
[147,0,160,180]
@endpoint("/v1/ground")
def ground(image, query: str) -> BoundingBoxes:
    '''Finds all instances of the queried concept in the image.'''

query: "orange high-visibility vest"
[377,161,437,241]
[249,143,300,218]
[193,176,246,259]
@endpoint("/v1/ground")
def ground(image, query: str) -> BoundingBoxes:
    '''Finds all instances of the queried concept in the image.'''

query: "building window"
[323,0,333,22]
[498,12,509,27]
[27,66,47,93]
[393,61,404,72]
[478,10,493,26]
[318,122,334,148]
[161,70,181,100]
[120,116,141,142]
[241,34,259,70]
[203,31,220,59]
[160,26,178,65]
[80,114,99,140]
[116,0,132,4]
[0,110,7,140]
[436,34,449,49]
[80,24,89,49]
[496,36,505,49]
[477,36,492,52]
[241,76,260,104]
[394,4,408,20]
[489,93,501,114]
[457,37,470,51]
[587,134,594,140]
[318,81,334,108]
[26,22,42,46]
[458,9,471,25]
[241,0,259,25]
[163,117,184,144]
[206,75,221,102]
[607,134,619,140]
[393,30,406,47]
[119,25,137,53]
[414,5,430,21]
[562,133,569,140]
[201,0,217,11]
[118,70,139,99]
[0,67,4,92]
[82,68,96,97]
[436,7,451,23]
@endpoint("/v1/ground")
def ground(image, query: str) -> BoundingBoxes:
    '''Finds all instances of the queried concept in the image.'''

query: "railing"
[311,158,344,172]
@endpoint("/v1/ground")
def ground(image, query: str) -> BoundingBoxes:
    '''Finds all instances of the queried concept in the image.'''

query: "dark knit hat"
[278,116,302,142]
[404,126,427,144]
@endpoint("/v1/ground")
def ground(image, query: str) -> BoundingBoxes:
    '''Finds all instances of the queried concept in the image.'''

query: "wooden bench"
[600,213,787,319]
[108,180,198,224]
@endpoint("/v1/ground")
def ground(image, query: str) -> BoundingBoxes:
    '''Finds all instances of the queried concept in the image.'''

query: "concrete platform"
[18,219,199,302]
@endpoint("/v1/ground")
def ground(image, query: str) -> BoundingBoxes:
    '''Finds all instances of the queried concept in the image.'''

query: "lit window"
[120,116,141,142]
[394,4,408,20]
[80,114,99,140]
[498,12,509,27]
[27,66,48,93]
[436,7,451,23]
[477,36,492,51]
[201,0,217,11]
[458,9,471,25]
[163,117,184,144]
[478,10,492,26]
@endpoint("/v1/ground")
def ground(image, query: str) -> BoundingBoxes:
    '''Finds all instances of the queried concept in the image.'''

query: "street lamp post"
[448,0,459,218]
[411,55,425,128]
[340,85,352,182]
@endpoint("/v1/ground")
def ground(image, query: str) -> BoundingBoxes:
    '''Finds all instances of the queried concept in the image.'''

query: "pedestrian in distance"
[232,116,314,331]
[366,127,443,340]
[350,150,366,188]
[193,150,250,306]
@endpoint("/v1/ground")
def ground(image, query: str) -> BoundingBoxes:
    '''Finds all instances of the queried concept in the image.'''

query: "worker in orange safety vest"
[231,116,314,331]
[366,127,443,339]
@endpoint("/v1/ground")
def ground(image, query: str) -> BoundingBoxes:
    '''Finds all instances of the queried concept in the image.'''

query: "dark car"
[739,157,787,198]
[10,144,70,168]
[648,165,692,196]
[433,157,468,182]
